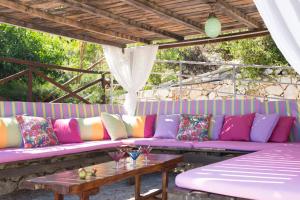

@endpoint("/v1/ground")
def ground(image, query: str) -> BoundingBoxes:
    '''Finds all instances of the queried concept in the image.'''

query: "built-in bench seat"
[2,139,294,165]
[0,99,300,196]
[175,145,300,200]
[0,140,122,164]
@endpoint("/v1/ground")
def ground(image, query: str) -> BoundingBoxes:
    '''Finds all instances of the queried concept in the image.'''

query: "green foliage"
[0,23,289,103]
[0,24,104,102]
[213,36,288,78]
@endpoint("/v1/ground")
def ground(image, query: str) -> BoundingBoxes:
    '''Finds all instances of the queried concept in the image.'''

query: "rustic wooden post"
[27,66,33,102]
[101,74,106,104]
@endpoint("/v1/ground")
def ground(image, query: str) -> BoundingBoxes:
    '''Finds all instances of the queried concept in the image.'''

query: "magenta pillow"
[269,116,295,143]
[52,118,82,144]
[219,113,255,141]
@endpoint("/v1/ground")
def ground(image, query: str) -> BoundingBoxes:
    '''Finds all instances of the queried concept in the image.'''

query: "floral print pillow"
[176,114,210,142]
[16,115,59,148]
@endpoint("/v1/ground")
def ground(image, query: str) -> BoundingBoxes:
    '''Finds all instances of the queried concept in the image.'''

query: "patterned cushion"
[0,117,22,148]
[16,115,59,148]
[122,115,156,138]
[176,114,210,141]
[77,117,111,141]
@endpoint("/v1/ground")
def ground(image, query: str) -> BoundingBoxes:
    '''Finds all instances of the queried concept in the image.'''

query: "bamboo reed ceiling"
[0,0,268,48]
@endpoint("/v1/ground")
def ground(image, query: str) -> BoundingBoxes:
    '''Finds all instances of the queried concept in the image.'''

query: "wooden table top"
[22,154,183,195]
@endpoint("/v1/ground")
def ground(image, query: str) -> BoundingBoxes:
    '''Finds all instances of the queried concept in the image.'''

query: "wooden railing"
[0,57,110,104]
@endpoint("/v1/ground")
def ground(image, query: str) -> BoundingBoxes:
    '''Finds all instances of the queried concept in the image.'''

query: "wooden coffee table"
[21,154,183,200]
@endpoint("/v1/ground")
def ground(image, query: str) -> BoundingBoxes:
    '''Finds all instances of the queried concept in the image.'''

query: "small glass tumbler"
[128,150,141,167]
[108,151,125,169]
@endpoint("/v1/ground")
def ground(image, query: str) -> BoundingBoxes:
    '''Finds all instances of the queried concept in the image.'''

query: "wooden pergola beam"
[158,29,269,49]
[60,0,184,41]
[0,0,150,44]
[0,15,125,48]
[215,0,261,28]
[122,0,204,33]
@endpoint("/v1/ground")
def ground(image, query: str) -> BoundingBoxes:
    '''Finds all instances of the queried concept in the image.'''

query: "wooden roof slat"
[0,15,125,47]
[59,0,184,41]
[0,0,266,48]
[159,29,269,49]
[0,0,150,45]
[215,0,261,28]
[121,0,205,33]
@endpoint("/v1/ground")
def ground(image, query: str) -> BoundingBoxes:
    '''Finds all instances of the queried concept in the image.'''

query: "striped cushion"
[0,117,22,148]
[0,101,124,118]
[136,99,260,116]
[122,115,156,138]
[77,117,110,141]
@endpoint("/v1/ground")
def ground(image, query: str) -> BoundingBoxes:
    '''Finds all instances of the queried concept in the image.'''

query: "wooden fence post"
[101,74,106,104]
[27,67,33,102]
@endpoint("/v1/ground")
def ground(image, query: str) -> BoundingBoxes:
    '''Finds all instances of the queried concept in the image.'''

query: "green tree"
[0,24,107,102]
[212,35,289,78]
[0,24,69,101]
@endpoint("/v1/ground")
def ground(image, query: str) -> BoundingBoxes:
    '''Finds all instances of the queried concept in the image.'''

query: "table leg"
[78,188,99,200]
[54,193,64,200]
[162,170,168,200]
[135,175,141,200]
[79,192,89,200]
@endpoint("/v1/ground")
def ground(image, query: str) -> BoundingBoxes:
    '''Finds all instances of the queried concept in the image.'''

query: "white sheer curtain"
[254,0,300,74]
[103,45,158,115]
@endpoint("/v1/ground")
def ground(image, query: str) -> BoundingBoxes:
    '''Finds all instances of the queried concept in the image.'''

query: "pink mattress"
[122,138,193,148]
[176,145,300,200]
[0,140,122,164]
[192,141,294,151]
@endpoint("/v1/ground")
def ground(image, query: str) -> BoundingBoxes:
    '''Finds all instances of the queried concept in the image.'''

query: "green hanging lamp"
[205,5,221,38]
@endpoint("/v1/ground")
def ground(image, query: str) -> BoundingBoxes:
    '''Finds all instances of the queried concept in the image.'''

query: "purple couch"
[0,99,299,164]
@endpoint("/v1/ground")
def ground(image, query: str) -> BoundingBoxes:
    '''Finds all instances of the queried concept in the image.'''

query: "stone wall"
[138,76,300,101]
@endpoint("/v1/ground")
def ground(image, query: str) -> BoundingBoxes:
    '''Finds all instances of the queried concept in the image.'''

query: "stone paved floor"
[0,173,176,200]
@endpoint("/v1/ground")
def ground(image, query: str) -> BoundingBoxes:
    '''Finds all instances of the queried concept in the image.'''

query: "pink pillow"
[219,113,255,141]
[52,118,82,144]
[269,116,295,143]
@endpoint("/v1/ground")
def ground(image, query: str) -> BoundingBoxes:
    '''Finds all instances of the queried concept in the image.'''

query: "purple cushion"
[208,115,224,140]
[154,114,180,139]
[250,113,280,142]
[269,116,295,142]
[219,113,255,141]
[52,118,83,144]
[175,145,300,200]
[0,140,122,164]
